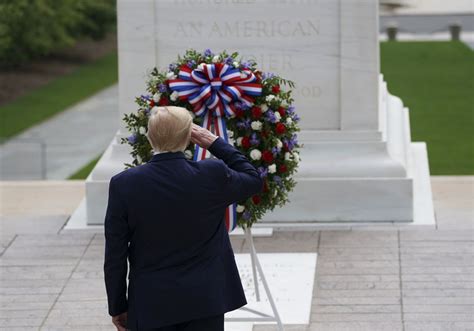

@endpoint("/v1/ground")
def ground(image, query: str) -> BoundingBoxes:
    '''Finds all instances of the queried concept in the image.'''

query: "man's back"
[103,137,264,330]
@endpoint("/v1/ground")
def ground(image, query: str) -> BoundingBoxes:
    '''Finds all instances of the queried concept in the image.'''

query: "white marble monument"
[67,0,434,227]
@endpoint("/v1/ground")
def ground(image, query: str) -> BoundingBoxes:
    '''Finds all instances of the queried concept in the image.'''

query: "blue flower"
[250,133,260,146]
[273,175,284,187]
[127,133,137,144]
[257,166,268,178]
[262,72,275,80]
[287,134,298,150]
[271,146,281,155]
[187,60,196,68]
[292,113,300,122]
[168,63,178,71]
[242,211,251,220]
[241,61,250,68]
[234,101,250,111]
[203,49,213,57]
[158,84,168,93]
[236,119,251,130]
[287,106,295,114]
[225,57,234,65]
[265,110,277,123]
[140,94,151,100]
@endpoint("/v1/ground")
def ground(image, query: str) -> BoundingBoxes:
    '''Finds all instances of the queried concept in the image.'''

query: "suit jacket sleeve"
[208,136,264,205]
[103,176,129,317]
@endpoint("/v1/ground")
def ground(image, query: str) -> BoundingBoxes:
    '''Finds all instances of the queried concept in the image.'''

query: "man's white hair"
[146,106,193,152]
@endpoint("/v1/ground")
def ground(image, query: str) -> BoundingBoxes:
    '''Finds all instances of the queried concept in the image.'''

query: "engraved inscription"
[174,20,319,38]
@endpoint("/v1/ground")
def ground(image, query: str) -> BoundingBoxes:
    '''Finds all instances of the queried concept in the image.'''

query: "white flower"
[274,111,281,122]
[139,126,146,135]
[151,106,160,115]
[250,149,262,160]
[198,63,206,70]
[226,130,234,138]
[236,205,245,213]
[166,72,177,79]
[233,61,240,68]
[152,93,161,103]
[170,91,179,101]
[251,120,262,131]
[273,189,278,197]
[137,155,142,164]
[261,104,269,112]
[285,152,291,161]
[268,163,277,173]
[184,150,193,159]
[265,95,276,102]
[236,137,243,146]
[293,151,300,163]
[212,55,220,63]
[275,138,283,148]
[286,117,293,125]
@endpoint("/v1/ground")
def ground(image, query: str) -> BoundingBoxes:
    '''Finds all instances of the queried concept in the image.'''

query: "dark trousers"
[132,313,224,331]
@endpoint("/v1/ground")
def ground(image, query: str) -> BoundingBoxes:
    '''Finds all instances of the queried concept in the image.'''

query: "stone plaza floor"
[0,177,473,330]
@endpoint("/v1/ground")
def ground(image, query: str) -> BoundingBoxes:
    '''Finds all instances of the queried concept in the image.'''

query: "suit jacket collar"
[149,151,185,163]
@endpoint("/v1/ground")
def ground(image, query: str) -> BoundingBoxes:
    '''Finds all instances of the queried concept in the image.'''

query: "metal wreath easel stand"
[225,226,284,331]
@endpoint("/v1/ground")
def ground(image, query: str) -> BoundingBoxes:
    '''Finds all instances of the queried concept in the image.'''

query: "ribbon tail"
[211,116,237,232]
[225,203,237,233]
[213,115,229,142]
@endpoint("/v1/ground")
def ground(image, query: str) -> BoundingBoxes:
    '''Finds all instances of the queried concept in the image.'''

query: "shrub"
[0,0,116,68]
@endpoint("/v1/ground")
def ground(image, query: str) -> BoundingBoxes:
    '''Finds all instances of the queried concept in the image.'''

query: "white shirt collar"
[153,150,172,155]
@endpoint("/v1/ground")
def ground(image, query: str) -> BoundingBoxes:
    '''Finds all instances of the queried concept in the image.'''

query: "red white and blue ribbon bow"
[169,62,262,232]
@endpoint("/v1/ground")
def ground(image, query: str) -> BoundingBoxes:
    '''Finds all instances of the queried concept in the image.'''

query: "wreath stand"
[225,226,284,331]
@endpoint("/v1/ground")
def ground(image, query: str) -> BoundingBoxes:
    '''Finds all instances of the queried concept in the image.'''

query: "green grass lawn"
[68,154,102,179]
[381,41,474,175]
[0,52,118,139]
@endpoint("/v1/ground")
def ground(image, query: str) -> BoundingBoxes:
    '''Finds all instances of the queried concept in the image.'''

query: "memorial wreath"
[121,49,301,231]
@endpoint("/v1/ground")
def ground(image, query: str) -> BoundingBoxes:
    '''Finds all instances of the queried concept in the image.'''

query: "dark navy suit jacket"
[103,136,264,330]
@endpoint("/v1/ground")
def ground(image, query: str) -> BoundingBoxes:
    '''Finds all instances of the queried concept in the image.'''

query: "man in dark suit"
[104,106,264,331]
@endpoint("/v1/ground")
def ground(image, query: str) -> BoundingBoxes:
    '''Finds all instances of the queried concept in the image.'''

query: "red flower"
[262,150,274,163]
[158,97,169,106]
[149,100,155,107]
[275,123,286,134]
[241,136,251,149]
[252,195,261,205]
[283,142,289,151]
[251,106,262,119]
[278,164,288,173]
[278,106,286,117]
[235,109,245,118]
[272,85,281,94]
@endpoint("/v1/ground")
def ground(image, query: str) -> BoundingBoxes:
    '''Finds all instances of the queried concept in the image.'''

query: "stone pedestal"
[68,0,434,227]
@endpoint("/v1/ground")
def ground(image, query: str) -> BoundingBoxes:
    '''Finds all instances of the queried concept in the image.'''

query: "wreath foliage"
[121,49,302,228]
